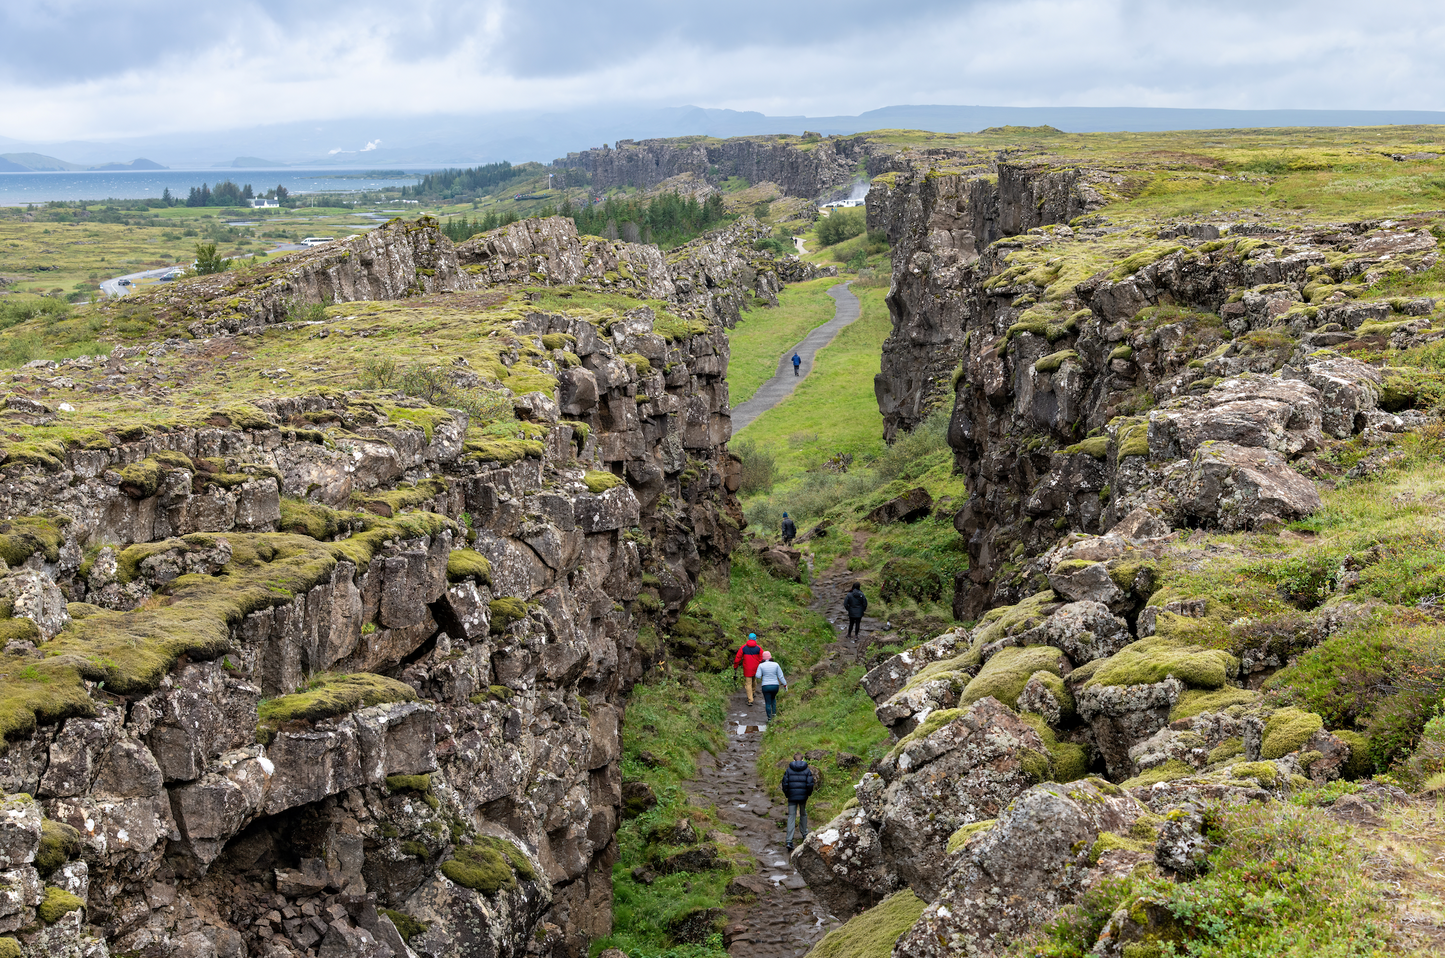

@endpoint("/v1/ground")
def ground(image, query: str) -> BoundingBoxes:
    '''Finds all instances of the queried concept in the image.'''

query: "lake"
[0,169,427,205]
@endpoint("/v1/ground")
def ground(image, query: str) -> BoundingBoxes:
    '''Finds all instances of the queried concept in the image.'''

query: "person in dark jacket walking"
[733,633,763,704]
[781,512,796,544]
[843,583,867,638]
[780,753,816,850]
[791,352,801,376]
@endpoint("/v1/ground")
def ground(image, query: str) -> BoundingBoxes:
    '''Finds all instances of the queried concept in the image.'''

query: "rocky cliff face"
[869,160,1442,616]
[867,163,1116,442]
[0,217,753,957]
[553,135,875,201]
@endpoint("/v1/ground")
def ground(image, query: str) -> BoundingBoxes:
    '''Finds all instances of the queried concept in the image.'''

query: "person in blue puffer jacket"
[780,753,816,851]
[755,650,786,720]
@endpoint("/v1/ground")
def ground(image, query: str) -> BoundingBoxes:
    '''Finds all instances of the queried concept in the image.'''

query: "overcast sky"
[2,0,1443,143]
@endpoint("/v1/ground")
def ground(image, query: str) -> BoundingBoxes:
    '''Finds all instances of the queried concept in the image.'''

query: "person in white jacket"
[756,650,787,720]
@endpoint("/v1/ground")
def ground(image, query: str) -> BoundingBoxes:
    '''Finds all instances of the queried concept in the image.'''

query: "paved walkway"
[730,282,860,432]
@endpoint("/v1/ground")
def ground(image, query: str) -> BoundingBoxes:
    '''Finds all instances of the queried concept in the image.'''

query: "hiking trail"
[729,282,860,432]
[687,530,886,957]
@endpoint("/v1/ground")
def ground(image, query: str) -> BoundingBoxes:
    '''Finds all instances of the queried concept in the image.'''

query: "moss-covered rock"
[257,672,417,740]
[961,645,1066,709]
[1333,729,1374,779]
[37,885,84,924]
[945,820,996,854]
[583,470,624,494]
[441,838,537,894]
[1169,686,1259,721]
[35,819,82,877]
[1078,637,1236,691]
[488,597,527,634]
[381,908,428,943]
[1260,707,1324,760]
[446,549,492,585]
[805,890,927,958]
[1120,758,1194,788]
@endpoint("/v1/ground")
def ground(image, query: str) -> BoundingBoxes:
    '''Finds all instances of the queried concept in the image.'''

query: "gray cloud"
[0,0,1441,143]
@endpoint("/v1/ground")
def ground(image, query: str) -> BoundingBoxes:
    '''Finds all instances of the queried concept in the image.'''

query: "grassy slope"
[726,277,843,405]
[734,284,892,476]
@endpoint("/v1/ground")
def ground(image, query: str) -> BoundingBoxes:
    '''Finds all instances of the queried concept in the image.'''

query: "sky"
[2,0,1443,145]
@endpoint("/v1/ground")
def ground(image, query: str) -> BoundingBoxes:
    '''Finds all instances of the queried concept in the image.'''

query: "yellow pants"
[743,675,756,702]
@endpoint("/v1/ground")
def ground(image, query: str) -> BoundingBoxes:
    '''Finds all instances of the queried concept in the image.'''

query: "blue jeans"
[787,802,808,846]
[761,685,779,719]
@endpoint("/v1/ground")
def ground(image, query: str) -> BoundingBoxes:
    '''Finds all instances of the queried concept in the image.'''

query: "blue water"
[0,169,427,205]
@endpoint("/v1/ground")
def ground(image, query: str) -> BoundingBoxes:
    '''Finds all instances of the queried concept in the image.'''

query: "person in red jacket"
[733,633,763,704]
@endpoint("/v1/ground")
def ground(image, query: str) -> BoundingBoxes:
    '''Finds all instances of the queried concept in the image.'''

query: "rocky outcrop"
[553,135,877,201]
[96,215,788,340]
[867,171,1443,614]
[868,162,1116,441]
[0,216,760,958]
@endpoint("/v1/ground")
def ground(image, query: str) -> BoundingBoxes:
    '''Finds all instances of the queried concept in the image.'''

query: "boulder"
[756,544,802,582]
[0,571,70,641]
[1107,506,1170,540]
[893,780,1144,958]
[865,698,1049,900]
[1076,677,1184,780]
[1149,376,1323,460]
[861,627,972,703]
[1045,561,1128,611]
[792,806,899,917]
[0,796,40,869]
[1282,357,1382,439]
[866,488,933,525]
[1179,442,1322,531]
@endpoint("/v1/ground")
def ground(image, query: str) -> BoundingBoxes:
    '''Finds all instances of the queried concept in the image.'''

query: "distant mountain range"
[2,103,1444,171]
[0,153,166,172]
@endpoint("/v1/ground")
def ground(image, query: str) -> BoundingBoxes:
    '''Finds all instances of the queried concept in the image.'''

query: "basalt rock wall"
[552,135,876,200]
[867,163,1113,442]
[0,223,752,957]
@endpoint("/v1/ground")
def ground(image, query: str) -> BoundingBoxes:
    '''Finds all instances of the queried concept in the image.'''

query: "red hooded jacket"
[733,639,763,677]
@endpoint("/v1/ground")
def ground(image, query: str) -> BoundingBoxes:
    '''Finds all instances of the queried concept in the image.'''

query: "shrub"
[816,207,866,246]
[879,557,947,603]
[732,439,777,496]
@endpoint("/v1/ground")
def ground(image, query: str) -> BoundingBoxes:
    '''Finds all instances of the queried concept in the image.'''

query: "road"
[100,267,180,298]
[729,282,860,432]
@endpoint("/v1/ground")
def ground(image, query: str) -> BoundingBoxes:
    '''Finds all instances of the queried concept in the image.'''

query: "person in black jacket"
[780,753,816,851]
[781,513,797,545]
[843,582,867,638]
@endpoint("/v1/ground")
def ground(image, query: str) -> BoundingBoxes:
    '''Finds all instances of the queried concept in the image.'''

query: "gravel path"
[730,282,860,432]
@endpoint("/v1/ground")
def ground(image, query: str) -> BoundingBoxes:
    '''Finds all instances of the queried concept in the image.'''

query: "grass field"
[726,277,845,404]
[733,284,893,477]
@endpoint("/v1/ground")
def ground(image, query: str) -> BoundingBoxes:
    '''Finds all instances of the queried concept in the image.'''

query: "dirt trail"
[687,532,885,957]
[690,697,836,957]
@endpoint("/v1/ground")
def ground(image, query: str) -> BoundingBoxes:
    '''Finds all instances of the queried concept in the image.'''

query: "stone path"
[690,695,837,957]
[809,531,887,657]
[730,283,860,432]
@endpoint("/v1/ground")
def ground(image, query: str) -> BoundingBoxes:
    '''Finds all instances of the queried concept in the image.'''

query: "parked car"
[118,279,132,286]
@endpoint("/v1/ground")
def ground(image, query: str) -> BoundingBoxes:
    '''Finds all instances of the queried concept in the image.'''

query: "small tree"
[193,242,230,275]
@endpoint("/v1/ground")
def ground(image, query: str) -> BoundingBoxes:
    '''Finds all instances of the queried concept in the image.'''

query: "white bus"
[300,237,335,247]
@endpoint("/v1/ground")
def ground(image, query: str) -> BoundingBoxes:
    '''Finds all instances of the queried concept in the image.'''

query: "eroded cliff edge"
[0,216,772,957]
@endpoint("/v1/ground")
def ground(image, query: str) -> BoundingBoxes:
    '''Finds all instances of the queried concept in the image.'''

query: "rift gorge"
[0,126,1444,958]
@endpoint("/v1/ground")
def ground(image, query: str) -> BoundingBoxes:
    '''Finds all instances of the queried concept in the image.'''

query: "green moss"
[946,820,996,854]
[1207,739,1245,764]
[805,890,927,958]
[1022,671,1077,723]
[441,838,537,894]
[1261,707,1323,760]
[351,477,448,517]
[540,333,575,350]
[1063,435,1108,459]
[1333,730,1373,779]
[584,470,624,494]
[0,514,69,566]
[446,549,492,585]
[206,403,275,430]
[1019,747,1053,783]
[1117,421,1150,460]
[620,352,652,374]
[0,938,19,958]
[1229,762,1281,787]
[1081,637,1236,691]
[1120,758,1194,788]
[1034,349,1079,374]
[0,618,40,646]
[37,885,84,924]
[1110,344,1135,361]
[1017,711,1088,782]
[463,436,546,464]
[380,908,428,943]
[489,597,527,634]
[961,645,1065,709]
[386,774,431,793]
[1089,831,1153,864]
[117,457,168,497]
[886,707,964,762]
[400,841,430,859]
[973,590,1059,647]
[385,405,453,442]
[35,819,82,876]
[258,672,417,738]
[1170,686,1259,721]
[279,498,358,540]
